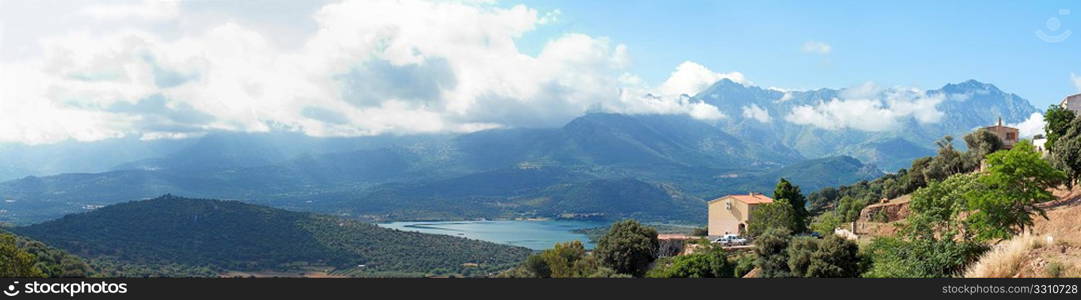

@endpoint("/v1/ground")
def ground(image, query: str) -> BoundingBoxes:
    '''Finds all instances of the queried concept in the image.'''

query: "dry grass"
[965,185,1081,278]
[965,233,1048,278]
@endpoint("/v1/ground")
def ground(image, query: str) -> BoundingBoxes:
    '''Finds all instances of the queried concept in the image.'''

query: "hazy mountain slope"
[719,156,884,195]
[693,79,1038,170]
[13,195,531,277]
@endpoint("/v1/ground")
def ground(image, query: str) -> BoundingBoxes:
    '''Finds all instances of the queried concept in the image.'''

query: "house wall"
[984,126,1020,149]
[707,198,753,236]
[1063,94,1081,114]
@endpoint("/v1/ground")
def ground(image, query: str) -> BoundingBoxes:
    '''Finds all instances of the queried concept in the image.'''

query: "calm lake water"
[377,220,611,250]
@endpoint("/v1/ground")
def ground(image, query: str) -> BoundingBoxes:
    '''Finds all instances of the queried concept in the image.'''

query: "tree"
[966,141,1066,240]
[774,178,808,232]
[646,244,733,278]
[924,136,965,183]
[746,198,799,237]
[523,252,551,278]
[836,195,868,222]
[753,228,791,278]
[962,129,1004,171]
[1050,117,1081,187]
[806,235,861,277]
[786,237,818,277]
[0,234,44,278]
[809,211,842,236]
[906,173,981,239]
[1044,104,1076,151]
[594,220,659,277]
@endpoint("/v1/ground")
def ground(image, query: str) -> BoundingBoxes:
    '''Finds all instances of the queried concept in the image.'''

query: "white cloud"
[0,0,731,144]
[1009,112,1045,138]
[1072,73,1081,92]
[79,0,180,21]
[802,41,831,55]
[657,61,746,97]
[784,83,945,131]
[741,104,771,123]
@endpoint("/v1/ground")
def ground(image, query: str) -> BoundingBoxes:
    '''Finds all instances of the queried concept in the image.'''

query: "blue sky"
[510,0,1081,108]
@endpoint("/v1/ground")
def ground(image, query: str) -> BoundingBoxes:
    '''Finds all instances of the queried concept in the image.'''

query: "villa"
[707,192,773,236]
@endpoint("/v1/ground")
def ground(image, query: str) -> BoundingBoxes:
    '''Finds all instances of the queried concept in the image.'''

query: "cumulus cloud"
[1009,112,1045,138]
[0,0,731,144]
[657,61,746,97]
[741,104,771,123]
[784,83,945,131]
[801,41,831,55]
[79,0,180,21]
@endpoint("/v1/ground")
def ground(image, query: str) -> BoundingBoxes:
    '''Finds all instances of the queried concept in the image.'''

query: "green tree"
[1044,104,1076,151]
[906,173,981,239]
[523,252,551,278]
[962,129,1004,171]
[806,235,861,277]
[1050,118,1081,188]
[786,237,818,277]
[540,241,589,278]
[753,228,791,278]
[836,195,868,222]
[594,220,659,277]
[966,141,1066,240]
[646,245,733,278]
[0,234,44,277]
[809,211,842,236]
[774,178,808,232]
[746,198,799,237]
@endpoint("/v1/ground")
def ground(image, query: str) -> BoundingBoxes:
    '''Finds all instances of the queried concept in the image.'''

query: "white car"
[711,234,748,246]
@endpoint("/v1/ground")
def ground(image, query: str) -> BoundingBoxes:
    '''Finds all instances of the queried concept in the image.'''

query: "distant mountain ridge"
[0,79,1037,225]
[694,79,1039,170]
[0,113,869,224]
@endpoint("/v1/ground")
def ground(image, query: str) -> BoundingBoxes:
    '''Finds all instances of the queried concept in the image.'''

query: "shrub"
[646,245,733,278]
[594,220,659,277]
[806,235,861,277]
[753,228,792,277]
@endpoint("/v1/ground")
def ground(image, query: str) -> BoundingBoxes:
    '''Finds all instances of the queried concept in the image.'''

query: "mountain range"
[0,79,1038,225]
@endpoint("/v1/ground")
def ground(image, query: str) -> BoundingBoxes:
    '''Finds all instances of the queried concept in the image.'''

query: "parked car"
[796,232,823,239]
[711,234,748,246]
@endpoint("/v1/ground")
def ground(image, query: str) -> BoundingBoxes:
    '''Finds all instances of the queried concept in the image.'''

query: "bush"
[806,235,861,277]
[646,245,733,278]
[753,228,792,277]
[863,236,987,278]
[594,220,659,277]
[732,253,756,278]
[786,237,818,277]
[809,211,842,236]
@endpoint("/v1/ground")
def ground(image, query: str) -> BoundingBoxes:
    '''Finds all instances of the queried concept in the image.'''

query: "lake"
[377,220,611,250]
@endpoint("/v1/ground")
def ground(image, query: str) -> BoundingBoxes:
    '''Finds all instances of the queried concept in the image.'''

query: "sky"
[0,0,1078,145]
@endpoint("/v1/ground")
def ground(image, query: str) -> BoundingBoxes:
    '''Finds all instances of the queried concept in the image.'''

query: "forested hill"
[12,195,532,277]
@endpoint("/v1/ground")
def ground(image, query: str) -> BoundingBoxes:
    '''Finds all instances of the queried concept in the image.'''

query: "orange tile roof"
[709,193,773,205]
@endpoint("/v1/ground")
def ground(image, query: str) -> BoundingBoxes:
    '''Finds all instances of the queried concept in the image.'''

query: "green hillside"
[13,195,532,277]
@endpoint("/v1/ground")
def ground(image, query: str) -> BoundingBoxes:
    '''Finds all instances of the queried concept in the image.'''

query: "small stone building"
[982,117,1020,149]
